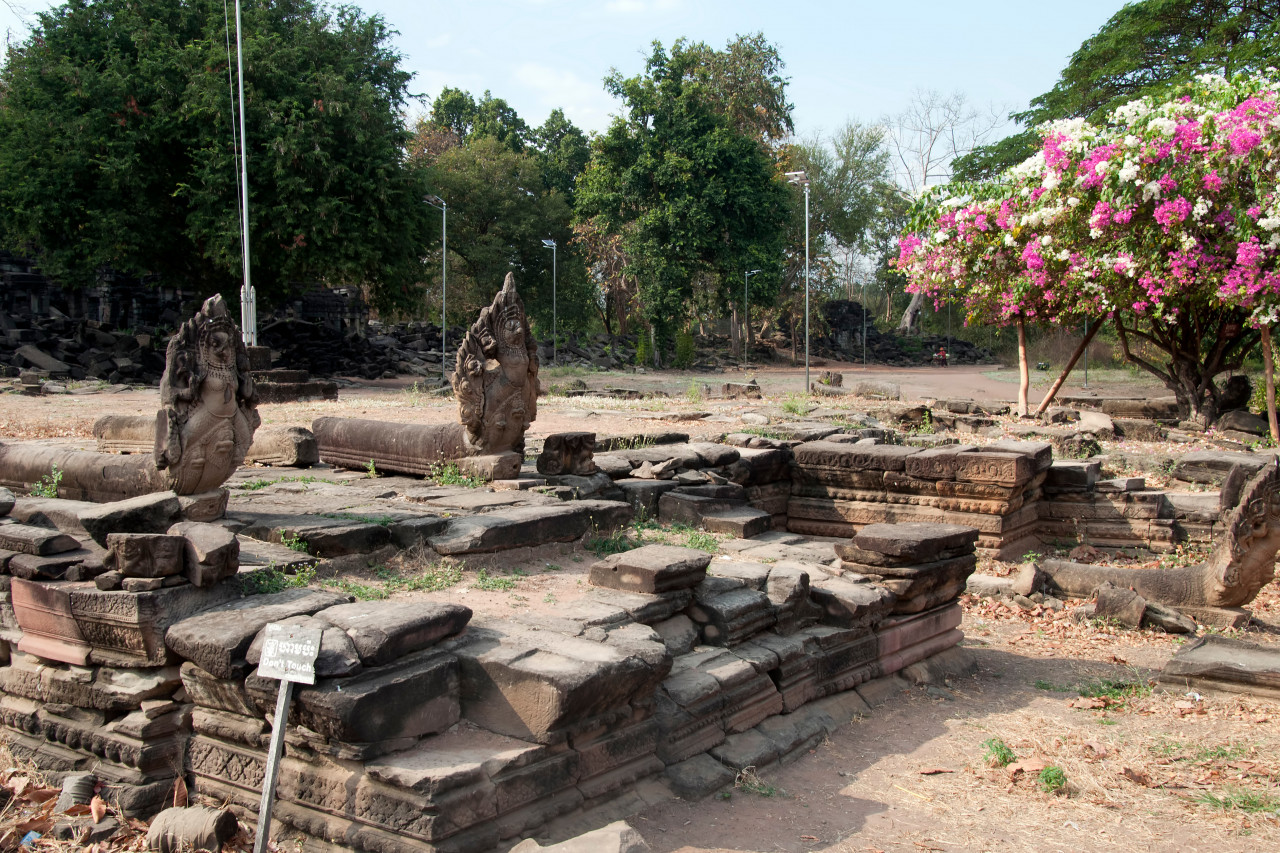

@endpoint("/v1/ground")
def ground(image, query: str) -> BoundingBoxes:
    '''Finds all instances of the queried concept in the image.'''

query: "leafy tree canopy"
[577,36,793,334]
[955,0,1280,181]
[0,0,428,311]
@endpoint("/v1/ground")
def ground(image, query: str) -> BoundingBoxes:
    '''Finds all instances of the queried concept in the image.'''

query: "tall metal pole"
[553,243,557,364]
[542,239,558,363]
[804,181,810,395]
[234,0,255,346]
[441,202,447,380]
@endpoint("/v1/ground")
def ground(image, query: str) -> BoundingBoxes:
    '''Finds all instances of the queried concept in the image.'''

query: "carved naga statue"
[154,294,261,494]
[452,273,540,455]
[1042,458,1280,609]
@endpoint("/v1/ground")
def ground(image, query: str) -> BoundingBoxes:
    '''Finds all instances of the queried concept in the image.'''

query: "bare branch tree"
[884,89,1002,333]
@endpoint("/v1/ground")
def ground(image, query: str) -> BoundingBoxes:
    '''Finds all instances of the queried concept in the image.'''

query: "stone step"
[701,506,771,538]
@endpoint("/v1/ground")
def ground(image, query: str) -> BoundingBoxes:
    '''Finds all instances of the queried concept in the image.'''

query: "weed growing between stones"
[278,530,309,553]
[321,512,397,527]
[685,381,704,403]
[428,462,483,488]
[29,464,61,498]
[239,562,317,595]
[588,524,639,556]
[238,474,337,491]
[366,459,379,478]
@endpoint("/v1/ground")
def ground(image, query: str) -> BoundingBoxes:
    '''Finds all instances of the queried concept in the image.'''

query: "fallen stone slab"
[165,589,351,679]
[0,523,81,556]
[79,492,182,547]
[429,501,632,556]
[314,600,472,666]
[808,576,896,628]
[92,414,154,454]
[448,622,669,742]
[848,523,980,563]
[15,344,70,374]
[106,533,184,578]
[1160,634,1280,699]
[1171,450,1269,485]
[589,544,712,594]
[244,614,362,678]
[792,441,919,472]
[508,820,650,853]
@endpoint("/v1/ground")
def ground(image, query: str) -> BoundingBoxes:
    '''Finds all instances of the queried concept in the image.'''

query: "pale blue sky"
[1,0,1132,139]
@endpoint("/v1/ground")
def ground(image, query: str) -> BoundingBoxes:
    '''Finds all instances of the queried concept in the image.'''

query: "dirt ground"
[2,362,1279,853]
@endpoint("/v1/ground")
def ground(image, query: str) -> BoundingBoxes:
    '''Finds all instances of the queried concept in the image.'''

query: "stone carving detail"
[537,432,597,476]
[452,273,539,455]
[107,533,184,579]
[155,295,261,494]
[1042,459,1280,608]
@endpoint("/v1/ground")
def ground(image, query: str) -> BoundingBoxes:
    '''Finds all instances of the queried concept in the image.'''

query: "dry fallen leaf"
[1120,767,1152,787]
[1070,697,1107,710]
[917,768,955,775]
[172,776,188,809]
[90,794,107,824]
[1083,741,1108,759]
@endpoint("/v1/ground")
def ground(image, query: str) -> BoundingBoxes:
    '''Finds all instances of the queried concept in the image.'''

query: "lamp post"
[542,238,557,364]
[234,0,255,346]
[785,171,811,394]
[424,195,447,380]
[744,268,761,358]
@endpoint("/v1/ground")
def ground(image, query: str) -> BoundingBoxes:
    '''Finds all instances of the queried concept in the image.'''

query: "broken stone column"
[96,415,318,469]
[312,417,469,475]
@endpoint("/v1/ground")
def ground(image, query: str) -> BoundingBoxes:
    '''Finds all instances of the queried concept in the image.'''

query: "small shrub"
[1037,765,1068,795]
[366,459,379,478]
[685,381,704,403]
[673,330,695,369]
[429,461,483,488]
[30,465,62,498]
[780,394,809,416]
[981,737,1017,768]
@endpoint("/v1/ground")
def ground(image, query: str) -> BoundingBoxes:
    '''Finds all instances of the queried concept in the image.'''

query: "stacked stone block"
[787,439,1048,558]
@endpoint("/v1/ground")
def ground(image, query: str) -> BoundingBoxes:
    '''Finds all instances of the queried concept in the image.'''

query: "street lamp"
[744,269,762,358]
[785,170,810,394]
[542,238,557,364]
[424,195,447,380]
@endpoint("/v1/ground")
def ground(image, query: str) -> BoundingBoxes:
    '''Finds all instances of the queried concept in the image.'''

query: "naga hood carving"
[452,273,539,455]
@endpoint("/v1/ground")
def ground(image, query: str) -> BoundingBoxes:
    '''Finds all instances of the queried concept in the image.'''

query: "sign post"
[253,623,321,853]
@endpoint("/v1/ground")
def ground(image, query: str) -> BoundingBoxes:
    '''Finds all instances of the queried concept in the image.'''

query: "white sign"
[257,623,322,685]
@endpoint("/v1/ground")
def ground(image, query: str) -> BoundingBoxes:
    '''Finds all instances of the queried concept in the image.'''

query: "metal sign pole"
[252,623,320,853]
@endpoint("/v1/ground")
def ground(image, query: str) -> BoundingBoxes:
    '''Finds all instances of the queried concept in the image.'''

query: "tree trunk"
[1017,317,1029,417]
[1034,320,1102,415]
[897,290,925,334]
[1266,325,1279,445]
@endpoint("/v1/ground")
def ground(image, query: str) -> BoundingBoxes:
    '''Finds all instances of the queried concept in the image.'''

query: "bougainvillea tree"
[898,73,1280,425]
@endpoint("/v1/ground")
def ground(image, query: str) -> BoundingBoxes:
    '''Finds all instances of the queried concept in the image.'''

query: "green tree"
[425,87,531,153]
[0,0,428,311]
[575,37,793,338]
[955,0,1280,180]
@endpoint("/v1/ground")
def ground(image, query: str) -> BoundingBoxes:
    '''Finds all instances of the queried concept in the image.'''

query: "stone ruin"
[3,277,1280,848]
